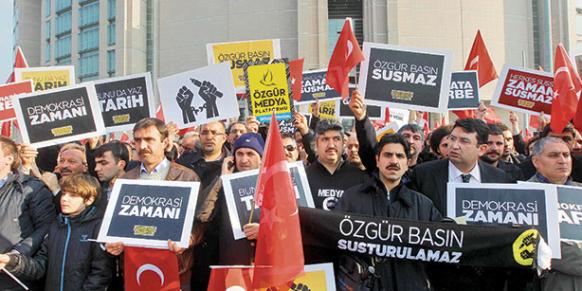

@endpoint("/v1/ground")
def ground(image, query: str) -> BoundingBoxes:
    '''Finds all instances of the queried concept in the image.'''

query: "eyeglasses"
[200,130,225,136]
[284,145,297,151]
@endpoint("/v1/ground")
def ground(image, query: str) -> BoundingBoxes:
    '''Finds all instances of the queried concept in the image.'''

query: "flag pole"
[1,267,29,290]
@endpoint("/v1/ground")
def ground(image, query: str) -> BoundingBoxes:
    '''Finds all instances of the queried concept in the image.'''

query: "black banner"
[299,70,341,104]
[448,71,479,109]
[95,73,153,131]
[299,207,539,268]
[557,185,582,242]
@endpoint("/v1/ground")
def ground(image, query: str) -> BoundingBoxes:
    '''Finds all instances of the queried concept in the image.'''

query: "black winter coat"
[5,206,113,291]
[336,173,442,291]
[0,172,55,290]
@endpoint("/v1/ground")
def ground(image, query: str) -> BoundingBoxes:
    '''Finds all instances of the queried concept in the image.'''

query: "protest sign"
[207,39,281,90]
[555,185,582,242]
[278,118,296,135]
[246,61,292,122]
[386,107,410,129]
[98,179,199,249]
[491,65,553,115]
[447,183,560,258]
[296,69,341,104]
[358,42,452,113]
[0,80,33,122]
[299,207,540,268]
[15,66,75,91]
[12,83,105,148]
[157,63,239,128]
[338,97,384,120]
[306,100,339,120]
[222,161,314,240]
[448,71,480,110]
[94,72,155,132]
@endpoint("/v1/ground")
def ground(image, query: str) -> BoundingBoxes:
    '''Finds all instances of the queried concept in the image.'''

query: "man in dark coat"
[336,134,441,290]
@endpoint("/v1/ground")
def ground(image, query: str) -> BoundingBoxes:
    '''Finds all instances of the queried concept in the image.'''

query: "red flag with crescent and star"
[2,46,28,137]
[124,246,180,291]
[552,43,581,133]
[252,112,304,288]
[207,266,254,291]
[289,58,304,101]
[326,18,364,99]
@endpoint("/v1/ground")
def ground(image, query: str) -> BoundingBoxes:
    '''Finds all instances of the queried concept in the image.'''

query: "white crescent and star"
[469,56,479,68]
[136,264,165,286]
[346,40,354,59]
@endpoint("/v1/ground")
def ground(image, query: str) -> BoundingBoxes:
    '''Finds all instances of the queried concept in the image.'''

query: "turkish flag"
[529,114,541,130]
[289,58,304,101]
[483,107,501,124]
[326,18,364,99]
[207,266,254,291]
[422,112,430,137]
[124,247,180,291]
[454,30,498,120]
[2,47,28,137]
[465,30,498,86]
[551,43,580,133]
[253,112,304,288]
[384,107,390,123]
[155,105,165,122]
[120,132,130,142]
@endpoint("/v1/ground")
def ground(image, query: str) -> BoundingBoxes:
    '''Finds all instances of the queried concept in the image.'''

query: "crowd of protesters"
[0,89,581,291]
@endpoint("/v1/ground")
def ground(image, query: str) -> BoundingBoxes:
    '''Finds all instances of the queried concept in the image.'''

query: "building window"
[44,42,51,64]
[108,23,116,46]
[78,26,99,52]
[56,35,71,59]
[56,0,71,13]
[57,57,71,65]
[55,11,71,35]
[107,50,116,76]
[79,51,99,80]
[44,0,51,17]
[79,1,99,28]
[44,20,51,40]
[108,0,116,20]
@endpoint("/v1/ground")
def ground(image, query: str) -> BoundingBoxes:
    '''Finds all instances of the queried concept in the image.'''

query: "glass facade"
[79,27,99,52]
[44,42,51,64]
[108,0,116,20]
[44,20,51,40]
[79,51,99,80]
[56,0,71,12]
[44,0,51,17]
[107,50,116,75]
[55,35,71,59]
[108,23,116,45]
[79,1,99,27]
[55,11,71,35]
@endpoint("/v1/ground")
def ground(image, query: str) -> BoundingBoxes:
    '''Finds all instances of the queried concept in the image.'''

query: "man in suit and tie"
[411,118,513,291]
[410,118,509,215]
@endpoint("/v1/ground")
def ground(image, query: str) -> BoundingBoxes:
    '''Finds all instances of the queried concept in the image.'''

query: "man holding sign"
[104,118,200,289]
[526,137,582,291]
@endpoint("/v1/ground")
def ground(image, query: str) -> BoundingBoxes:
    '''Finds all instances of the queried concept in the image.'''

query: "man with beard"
[346,132,365,170]
[225,122,247,152]
[500,122,526,164]
[398,124,424,168]
[481,124,521,182]
[336,134,441,290]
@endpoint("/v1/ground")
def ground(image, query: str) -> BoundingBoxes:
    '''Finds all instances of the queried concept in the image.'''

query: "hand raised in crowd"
[509,111,520,135]
[41,172,60,194]
[166,122,179,152]
[105,242,124,256]
[86,136,101,150]
[311,102,319,118]
[475,102,488,120]
[0,254,9,268]
[221,156,235,175]
[243,223,259,240]
[349,89,367,121]
[292,110,309,136]
[19,144,41,177]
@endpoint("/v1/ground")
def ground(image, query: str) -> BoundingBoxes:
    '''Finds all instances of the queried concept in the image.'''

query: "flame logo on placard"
[260,69,276,87]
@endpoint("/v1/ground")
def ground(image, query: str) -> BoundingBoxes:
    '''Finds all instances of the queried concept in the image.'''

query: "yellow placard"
[15,66,75,92]
[208,39,280,88]
[308,100,338,120]
[248,62,291,122]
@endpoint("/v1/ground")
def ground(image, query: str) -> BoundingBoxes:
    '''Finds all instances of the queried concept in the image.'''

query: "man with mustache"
[480,124,521,182]
[526,137,582,290]
[335,134,441,290]
[105,118,200,290]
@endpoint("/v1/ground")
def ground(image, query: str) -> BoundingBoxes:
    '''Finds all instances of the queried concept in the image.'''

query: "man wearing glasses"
[282,133,300,163]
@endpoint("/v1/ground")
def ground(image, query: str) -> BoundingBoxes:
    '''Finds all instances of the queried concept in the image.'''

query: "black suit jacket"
[410,159,510,215]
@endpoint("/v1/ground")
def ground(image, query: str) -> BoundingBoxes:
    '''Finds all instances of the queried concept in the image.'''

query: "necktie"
[461,174,471,183]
